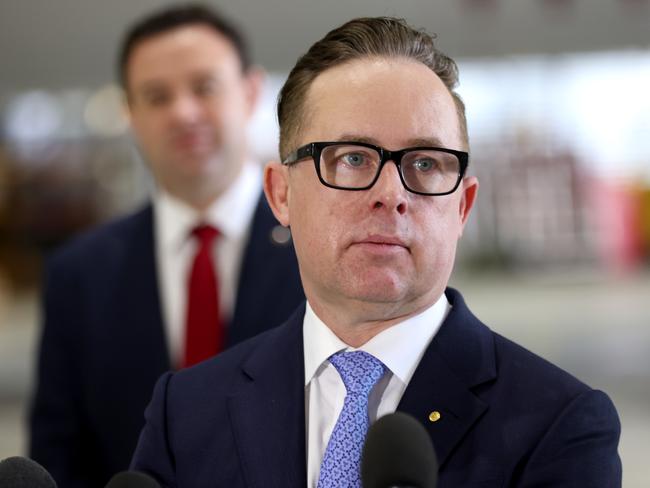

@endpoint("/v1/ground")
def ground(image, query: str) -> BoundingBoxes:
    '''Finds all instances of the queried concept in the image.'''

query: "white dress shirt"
[154,162,262,367]
[303,294,451,487]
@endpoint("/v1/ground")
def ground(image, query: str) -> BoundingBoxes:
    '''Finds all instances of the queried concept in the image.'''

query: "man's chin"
[345,274,411,305]
[173,152,219,171]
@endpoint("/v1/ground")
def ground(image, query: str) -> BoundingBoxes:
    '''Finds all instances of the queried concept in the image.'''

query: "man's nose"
[369,161,408,215]
[169,94,202,123]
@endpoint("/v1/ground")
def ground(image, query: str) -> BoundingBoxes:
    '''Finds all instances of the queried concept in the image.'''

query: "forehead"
[301,57,462,150]
[126,24,242,90]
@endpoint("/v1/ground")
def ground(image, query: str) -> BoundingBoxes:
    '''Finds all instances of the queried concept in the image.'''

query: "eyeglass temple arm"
[283,144,314,165]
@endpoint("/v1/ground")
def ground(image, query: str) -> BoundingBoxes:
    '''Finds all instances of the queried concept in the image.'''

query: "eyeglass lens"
[319,144,461,194]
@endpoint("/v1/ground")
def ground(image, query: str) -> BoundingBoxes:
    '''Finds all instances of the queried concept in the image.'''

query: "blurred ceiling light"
[84,84,128,137]
[558,52,650,179]
[4,91,63,143]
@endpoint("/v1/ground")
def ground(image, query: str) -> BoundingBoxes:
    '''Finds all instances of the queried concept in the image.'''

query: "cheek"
[416,200,464,257]
[203,101,227,128]
[133,115,166,145]
[293,200,329,250]
[289,187,347,264]
[215,88,248,122]
[207,100,248,144]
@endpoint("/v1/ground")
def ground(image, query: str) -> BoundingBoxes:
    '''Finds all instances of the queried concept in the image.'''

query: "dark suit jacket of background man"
[30,194,305,488]
[131,288,621,488]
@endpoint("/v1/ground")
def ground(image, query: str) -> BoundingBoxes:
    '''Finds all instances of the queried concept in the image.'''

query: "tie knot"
[192,225,219,246]
[329,351,385,396]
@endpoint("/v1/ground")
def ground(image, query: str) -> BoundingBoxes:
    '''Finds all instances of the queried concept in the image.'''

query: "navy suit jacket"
[131,288,621,487]
[29,194,304,488]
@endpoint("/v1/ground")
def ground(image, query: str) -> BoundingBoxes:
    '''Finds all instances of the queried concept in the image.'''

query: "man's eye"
[195,80,217,97]
[144,92,170,107]
[341,153,367,167]
[413,158,436,172]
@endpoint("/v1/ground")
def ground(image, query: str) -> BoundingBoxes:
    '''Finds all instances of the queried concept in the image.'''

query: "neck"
[182,190,221,213]
[160,162,245,212]
[307,293,440,348]
[164,186,221,213]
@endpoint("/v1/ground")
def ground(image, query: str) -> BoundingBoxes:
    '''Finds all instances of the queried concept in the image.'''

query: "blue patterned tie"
[317,351,386,488]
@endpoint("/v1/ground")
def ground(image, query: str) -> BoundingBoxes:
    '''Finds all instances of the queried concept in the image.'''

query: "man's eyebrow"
[136,80,167,96]
[189,70,223,82]
[336,134,447,148]
[406,137,446,148]
[337,134,379,145]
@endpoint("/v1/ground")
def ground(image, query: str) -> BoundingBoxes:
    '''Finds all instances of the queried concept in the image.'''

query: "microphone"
[0,456,57,487]
[361,412,438,488]
[105,471,161,488]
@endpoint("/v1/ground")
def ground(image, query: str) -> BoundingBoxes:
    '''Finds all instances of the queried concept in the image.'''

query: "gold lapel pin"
[428,411,441,423]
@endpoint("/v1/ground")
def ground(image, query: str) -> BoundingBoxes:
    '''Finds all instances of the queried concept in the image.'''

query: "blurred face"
[126,24,259,207]
[265,57,478,324]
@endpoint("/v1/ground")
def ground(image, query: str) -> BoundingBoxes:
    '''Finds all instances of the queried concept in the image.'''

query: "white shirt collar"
[303,293,451,387]
[154,162,262,248]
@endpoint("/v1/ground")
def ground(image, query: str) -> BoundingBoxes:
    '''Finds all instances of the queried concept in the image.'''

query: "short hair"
[117,3,251,90]
[277,17,468,159]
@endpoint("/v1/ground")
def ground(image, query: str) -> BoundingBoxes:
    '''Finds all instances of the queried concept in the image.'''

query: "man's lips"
[350,235,410,253]
[172,132,211,151]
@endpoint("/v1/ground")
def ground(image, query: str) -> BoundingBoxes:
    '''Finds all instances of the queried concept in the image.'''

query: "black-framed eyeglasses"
[282,141,469,196]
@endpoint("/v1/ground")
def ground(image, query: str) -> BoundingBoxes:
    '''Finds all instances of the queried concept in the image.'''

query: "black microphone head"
[361,412,438,488]
[0,456,57,488]
[105,471,161,488]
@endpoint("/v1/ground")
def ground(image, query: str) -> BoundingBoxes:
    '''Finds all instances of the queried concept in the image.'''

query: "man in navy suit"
[29,5,303,487]
[131,16,621,487]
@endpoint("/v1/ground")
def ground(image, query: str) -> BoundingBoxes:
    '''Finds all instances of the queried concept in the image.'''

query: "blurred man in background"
[29,4,303,487]
[131,16,621,487]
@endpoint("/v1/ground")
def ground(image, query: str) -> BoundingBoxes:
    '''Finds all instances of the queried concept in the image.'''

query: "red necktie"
[182,225,222,368]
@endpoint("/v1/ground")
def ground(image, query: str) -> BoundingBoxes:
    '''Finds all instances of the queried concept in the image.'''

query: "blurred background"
[1,0,648,485]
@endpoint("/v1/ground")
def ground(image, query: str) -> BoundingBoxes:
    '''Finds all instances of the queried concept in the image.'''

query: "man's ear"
[457,176,479,237]
[243,66,265,118]
[264,161,291,227]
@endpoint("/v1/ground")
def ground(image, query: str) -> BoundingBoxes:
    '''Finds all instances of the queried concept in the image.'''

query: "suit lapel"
[397,347,489,468]
[397,288,496,468]
[229,193,276,341]
[227,307,307,488]
[111,205,169,370]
